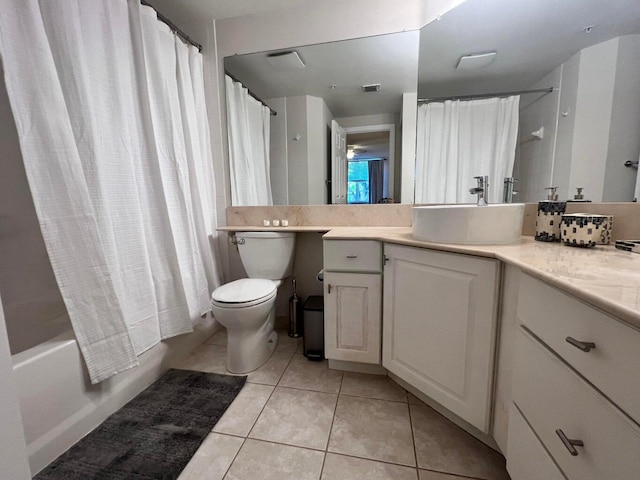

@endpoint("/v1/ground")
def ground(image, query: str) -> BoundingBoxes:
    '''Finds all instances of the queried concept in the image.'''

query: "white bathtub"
[12,313,218,476]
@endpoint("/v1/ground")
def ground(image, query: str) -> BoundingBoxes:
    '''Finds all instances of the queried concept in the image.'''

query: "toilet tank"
[236,231,296,280]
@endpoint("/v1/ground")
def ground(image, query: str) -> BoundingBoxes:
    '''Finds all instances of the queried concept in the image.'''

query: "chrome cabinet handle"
[556,429,584,456]
[566,336,596,352]
[346,254,358,259]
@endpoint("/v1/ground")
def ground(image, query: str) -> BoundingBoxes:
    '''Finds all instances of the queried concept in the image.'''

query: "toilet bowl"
[210,232,296,373]
[211,278,280,373]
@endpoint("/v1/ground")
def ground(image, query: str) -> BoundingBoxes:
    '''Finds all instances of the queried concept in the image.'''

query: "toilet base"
[226,306,278,374]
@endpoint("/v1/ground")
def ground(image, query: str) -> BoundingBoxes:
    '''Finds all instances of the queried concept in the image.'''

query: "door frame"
[344,123,395,202]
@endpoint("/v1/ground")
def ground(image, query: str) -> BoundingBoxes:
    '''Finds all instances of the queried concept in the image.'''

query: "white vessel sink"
[412,204,525,245]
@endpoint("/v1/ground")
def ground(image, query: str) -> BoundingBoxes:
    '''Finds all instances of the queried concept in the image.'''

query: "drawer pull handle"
[346,254,358,259]
[565,336,596,352]
[556,429,584,456]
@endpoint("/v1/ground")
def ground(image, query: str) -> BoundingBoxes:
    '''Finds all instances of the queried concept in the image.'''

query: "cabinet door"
[382,244,499,432]
[324,272,381,364]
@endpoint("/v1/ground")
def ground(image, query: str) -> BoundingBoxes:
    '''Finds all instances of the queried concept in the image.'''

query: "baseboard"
[328,359,387,375]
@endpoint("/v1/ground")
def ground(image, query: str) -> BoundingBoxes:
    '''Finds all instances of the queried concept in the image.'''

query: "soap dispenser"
[535,186,567,242]
[567,187,592,203]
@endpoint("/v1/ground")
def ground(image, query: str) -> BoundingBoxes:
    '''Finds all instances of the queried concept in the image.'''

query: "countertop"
[323,227,640,329]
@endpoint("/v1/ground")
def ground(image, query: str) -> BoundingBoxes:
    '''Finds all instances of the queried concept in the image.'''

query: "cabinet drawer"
[506,403,565,480]
[324,240,381,272]
[513,328,640,480]
[518,273,640,422]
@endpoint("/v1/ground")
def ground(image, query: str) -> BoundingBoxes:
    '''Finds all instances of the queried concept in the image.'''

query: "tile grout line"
[318,369,345,478]
[407,401,420,478]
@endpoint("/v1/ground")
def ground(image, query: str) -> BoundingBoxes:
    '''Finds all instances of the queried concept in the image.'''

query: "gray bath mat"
[35,369,246,480]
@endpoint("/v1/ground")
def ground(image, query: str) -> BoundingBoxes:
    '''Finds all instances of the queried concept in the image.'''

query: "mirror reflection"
[224,31,419,206]
[416,0,640,204]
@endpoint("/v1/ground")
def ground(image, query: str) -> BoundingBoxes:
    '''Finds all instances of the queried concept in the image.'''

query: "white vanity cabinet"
[507,273,640,480]
[323,240,382,364]
[382,244,500,433]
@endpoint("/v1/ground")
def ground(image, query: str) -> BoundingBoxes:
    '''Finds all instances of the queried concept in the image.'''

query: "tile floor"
[175,329,511,480]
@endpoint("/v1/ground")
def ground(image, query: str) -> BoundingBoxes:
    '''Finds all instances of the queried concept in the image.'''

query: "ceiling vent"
[266,51,305,71]
[456,52,497,70]
[362,84,381,93]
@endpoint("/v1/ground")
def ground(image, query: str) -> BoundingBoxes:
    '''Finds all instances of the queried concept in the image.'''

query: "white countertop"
[323,227,640,329]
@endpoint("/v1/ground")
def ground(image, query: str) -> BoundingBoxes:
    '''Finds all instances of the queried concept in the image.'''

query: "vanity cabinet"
[382,244,499,432]
[323,240,382,364]
[507,273,640,480]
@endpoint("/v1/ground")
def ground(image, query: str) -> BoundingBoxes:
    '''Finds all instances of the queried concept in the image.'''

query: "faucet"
[469,176,489,206]
[503,177,518,203]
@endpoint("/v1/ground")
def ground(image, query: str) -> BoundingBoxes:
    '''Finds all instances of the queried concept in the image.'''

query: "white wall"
[0,294,30,480]
[602,34,640,201]
[551,35,640,202]
[266,97,289,205]
[567,38,618,201]
[515,68,561,202]
[307,96,329,205]
[401,92,417,203]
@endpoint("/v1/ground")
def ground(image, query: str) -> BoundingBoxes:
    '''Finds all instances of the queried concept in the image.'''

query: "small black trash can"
[302,295,324,361]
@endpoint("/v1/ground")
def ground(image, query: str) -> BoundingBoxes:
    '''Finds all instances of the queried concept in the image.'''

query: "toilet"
[210,231,296,373]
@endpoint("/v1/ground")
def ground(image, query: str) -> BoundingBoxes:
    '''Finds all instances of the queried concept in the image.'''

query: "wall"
[551,35,640,202]
[401,92,417,202]
[0,295,31,479]
[267,97,289,205]
[602,34,640,201]
[514,68,561,202]
[307,96,331,205]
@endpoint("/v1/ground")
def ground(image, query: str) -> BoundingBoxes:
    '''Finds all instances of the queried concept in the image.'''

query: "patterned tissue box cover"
[535,201,567,242]
[561,214,613,248]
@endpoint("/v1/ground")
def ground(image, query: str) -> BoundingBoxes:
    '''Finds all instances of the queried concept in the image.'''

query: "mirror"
[224,31,419,206]
[417,0,640,203]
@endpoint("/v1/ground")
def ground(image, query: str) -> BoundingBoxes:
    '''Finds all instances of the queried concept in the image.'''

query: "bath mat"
[35,369,246,480]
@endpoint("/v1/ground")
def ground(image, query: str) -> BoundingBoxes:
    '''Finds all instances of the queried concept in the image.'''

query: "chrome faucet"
[503,177,518,203]
[469,176,489,206]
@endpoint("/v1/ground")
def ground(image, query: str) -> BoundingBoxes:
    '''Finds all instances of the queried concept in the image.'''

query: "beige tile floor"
[176,328,511,480]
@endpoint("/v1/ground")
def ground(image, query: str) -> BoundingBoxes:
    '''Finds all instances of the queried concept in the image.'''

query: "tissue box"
[561,214,613,248]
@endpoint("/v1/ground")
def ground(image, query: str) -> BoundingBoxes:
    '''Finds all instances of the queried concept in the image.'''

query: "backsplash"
[227,203,640,241]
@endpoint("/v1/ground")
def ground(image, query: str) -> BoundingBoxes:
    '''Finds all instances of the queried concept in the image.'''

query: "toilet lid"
[211,278,277,304]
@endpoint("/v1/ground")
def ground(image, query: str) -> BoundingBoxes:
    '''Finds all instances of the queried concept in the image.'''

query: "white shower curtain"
[0,0,221,383]
[225,75,273,206]
[415,96,520,203]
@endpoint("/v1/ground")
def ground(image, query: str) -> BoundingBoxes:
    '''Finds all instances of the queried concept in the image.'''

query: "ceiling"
[419,0,640,98]
[225,31,419,118]
[147,0,319,27]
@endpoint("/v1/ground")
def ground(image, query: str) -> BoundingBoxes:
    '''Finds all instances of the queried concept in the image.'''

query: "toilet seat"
[211,278,277,309]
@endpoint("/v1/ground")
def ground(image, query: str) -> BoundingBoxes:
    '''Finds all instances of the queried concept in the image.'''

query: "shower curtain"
[415,96,520,203]
[225,75,273,206]
[0,0,221,383]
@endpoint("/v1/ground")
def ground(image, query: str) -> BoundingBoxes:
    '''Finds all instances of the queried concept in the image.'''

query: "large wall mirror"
[224,31,419,206]
[416,0,640,204]
[224,0,640,207]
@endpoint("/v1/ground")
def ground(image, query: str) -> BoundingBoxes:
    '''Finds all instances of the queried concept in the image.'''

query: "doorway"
[345,125,394,204]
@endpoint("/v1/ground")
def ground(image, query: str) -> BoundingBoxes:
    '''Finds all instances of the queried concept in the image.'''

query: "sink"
[412,204,525,245]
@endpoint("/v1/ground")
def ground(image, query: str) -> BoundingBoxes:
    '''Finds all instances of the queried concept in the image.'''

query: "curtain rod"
[225,72,277,116]
[418,87,555,104]
[140,0,203,52]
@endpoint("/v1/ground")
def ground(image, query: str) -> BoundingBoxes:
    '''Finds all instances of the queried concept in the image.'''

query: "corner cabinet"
[382,244,500,432]
[323,240,382,364]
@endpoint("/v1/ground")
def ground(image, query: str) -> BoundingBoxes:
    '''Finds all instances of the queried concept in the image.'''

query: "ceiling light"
[347,149,355,160]
[456,52,497,70]
[266,51,305,71]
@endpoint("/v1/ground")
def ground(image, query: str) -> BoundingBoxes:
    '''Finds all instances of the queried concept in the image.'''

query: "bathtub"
[12,313,218,476]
